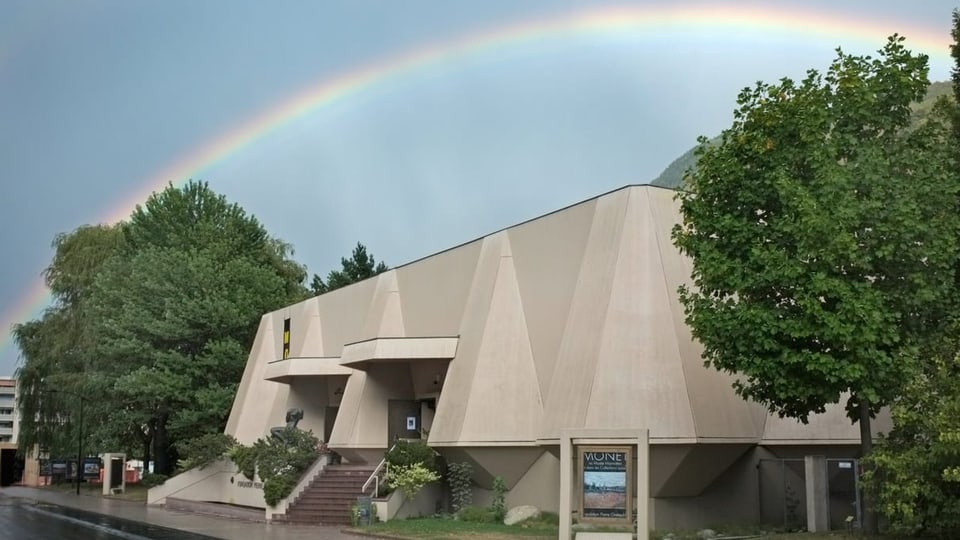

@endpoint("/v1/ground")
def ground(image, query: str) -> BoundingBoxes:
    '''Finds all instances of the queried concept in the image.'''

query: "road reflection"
[0,497,221,539]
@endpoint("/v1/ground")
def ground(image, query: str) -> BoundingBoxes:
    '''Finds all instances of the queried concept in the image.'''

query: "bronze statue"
[270,407,304,443]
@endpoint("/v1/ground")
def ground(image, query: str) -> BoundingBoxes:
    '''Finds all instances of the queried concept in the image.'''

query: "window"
[283,318,291,359]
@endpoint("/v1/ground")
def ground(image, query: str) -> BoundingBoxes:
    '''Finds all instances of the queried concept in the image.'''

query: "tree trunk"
[153,413,171,476]
[142,418,154,470]
[859,400,879,535]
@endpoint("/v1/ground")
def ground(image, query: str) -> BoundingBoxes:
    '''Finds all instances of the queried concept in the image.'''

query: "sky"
[0,0,957,376]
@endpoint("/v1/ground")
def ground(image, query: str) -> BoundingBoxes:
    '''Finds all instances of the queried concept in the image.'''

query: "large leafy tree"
[86,181,308,474]
[672,37,959,533]
[14,224,125,458]
[863,13,960,536]
[311,242,388,295]
[15,181,308,475]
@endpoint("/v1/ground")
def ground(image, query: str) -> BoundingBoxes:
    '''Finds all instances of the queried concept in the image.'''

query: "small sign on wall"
[406,416,417,430]
[579,446,633,524]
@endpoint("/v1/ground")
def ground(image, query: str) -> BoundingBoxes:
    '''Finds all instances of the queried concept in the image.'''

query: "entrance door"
[827,459,860,530]
[388,400,421,443]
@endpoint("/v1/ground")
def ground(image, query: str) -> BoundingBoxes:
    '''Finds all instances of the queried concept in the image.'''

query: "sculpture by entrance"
[270,408,304,444]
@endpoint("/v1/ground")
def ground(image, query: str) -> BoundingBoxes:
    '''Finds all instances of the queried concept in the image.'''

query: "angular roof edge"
[322,183,677,293]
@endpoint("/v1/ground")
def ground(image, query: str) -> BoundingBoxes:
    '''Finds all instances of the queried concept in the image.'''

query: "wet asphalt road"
[0,497,221,540]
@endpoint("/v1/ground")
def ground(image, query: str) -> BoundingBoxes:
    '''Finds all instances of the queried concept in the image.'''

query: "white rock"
[504,505,541,525]
[697,529,717,539]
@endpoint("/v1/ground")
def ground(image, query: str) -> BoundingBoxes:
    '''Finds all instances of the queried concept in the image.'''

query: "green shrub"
[459,505,496,523]
[227,427,320,506]
[386,463,440,500]
[384,439,439,473]
[859,353,960,537]
[263,473,296,507]
[228,445,258,480]
[491,475,507,522]
[447,461,472,514]
[176,432,238,471]
[253,428,319,480]
[139,472,168,488]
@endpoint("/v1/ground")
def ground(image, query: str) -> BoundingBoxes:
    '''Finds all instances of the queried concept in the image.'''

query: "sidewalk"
[1,486,359,540]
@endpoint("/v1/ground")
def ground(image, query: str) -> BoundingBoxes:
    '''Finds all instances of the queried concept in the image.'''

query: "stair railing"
[362,442,396,498]
[361,458,387,498]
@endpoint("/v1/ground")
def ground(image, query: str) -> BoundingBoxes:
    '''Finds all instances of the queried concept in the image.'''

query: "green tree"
[84,181,308,474]
[862,13,960,536]
[865,351,960,536]
[954,10,960,152]
[311,242,388,294]
[14,224,124,458]
[15,181,308,475]
[672,37,959,534]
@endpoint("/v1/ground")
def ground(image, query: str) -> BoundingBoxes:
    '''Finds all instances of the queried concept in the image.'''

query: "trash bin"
[356,496,372,526]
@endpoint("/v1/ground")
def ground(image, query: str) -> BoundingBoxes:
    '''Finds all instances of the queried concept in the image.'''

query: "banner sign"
[579,446,632,523]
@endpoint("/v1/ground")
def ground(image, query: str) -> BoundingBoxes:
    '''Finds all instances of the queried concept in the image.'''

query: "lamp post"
[49,389,84,496]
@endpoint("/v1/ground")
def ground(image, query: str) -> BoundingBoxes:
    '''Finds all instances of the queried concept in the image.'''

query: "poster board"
[578,446,633,524]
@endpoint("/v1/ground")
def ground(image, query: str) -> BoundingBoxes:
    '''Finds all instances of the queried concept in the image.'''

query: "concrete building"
[155,185,878,529]
[0,377,22,486]
[0,378,16,445]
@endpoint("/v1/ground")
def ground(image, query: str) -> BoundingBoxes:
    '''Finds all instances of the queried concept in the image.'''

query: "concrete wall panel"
[226,316,289,444]
[584,188,696,437]
[645,187,767,440]
[459,239,543,443]
[541,190,630,437]
[506,450,561,512]
[429,235,504,444]
[508,199,597,398]
[396,240,482,337]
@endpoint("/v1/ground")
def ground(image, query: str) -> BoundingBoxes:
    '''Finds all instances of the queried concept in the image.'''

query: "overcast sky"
[1,0,956,376]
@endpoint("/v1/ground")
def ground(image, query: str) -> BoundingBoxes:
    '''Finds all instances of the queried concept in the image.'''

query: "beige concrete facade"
[222,185,884,529]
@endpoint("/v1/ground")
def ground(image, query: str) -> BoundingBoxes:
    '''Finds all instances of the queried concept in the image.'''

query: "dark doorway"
[827,459,860,529]
[109,458,123,489]
[387,400,420,443]
[0,448,23,486]
[324,406,339,443]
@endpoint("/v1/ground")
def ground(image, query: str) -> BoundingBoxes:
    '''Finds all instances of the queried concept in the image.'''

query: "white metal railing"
[361,457,387,498]
[362,442,399,498]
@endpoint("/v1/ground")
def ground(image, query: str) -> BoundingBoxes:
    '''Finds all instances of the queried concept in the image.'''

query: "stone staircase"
[278,464,375,525]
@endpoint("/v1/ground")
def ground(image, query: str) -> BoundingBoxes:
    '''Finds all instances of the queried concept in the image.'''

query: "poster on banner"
[579,446,632,523]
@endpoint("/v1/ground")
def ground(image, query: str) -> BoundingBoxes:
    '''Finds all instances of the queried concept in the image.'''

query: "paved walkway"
[1,486,358,540]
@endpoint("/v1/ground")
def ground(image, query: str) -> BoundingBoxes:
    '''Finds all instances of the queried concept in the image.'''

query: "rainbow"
[1,3,953,368]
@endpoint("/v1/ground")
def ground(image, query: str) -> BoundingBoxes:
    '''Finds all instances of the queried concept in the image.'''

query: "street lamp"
[48,389,84,496]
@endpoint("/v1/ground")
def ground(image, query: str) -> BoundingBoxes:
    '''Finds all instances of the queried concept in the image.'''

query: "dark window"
[283,318,291,359]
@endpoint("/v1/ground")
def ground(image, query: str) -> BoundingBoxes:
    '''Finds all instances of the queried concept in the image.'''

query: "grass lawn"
[662,532,919,540]
[354,516,558,540]
[354,519,921,540]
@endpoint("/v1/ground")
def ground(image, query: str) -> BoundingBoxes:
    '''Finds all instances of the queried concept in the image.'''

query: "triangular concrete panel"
[463,447,544,489]
[509,199,597,400]
[584,188,697,437]
[328,370,367,450]
[540,190,630,438]
[645,187,767,440]
[297,300,325,357]
[459,237,543,443]
[655,444,753,497]
[226,315,289,444]
[429,234,504,444]
[397,240,482,337]
[317,278,378,353]
[360,271,406,339]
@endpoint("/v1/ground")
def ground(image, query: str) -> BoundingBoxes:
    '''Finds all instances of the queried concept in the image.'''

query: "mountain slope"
[650,81,953,190]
